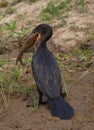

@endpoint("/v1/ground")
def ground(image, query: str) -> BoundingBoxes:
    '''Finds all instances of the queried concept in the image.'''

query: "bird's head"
[32,24,53,45]
[16,24,53,65]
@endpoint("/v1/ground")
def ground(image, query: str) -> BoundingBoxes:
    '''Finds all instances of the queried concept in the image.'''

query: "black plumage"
[32,24,74,119]
[32,44,61,98]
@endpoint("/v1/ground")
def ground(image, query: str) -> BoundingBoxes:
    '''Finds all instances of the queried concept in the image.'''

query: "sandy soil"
[0,0,94,130]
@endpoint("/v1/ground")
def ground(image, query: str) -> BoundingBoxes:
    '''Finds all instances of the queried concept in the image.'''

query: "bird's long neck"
[36,41,47,51]
[36,36,47,50]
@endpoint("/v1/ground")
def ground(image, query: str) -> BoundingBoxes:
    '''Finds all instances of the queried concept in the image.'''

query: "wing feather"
[32,48,61,99]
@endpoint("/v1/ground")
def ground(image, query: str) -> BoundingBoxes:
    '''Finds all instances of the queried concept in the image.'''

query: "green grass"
[23,0,37,4]
[0,25,3,41]
[57,47,93,70]
[0,65,36,108]
[75,0,87,13]
[28,0,37,3]
[20,84,35,96]
[1,20,31,40]
[5,4,16,14]
[58,0,72,11]
[71,48,92,69]
[40,0,72,21]
[40,0,87,21]
[11,67,21,83]
[16,26,31,39]
[5,20,17,37]
[23,58,31,64]
[0,68,21,108]
[32,96,38,109]
[0,58,5,67]
[40,1,59,21]
[0,72,10,108]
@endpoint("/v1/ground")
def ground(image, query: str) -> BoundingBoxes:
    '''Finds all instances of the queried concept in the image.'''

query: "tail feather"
[48,96,74,120]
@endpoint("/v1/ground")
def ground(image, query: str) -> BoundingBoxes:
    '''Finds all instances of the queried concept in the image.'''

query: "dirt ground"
[0,0,94,130]
[0,68,94,130]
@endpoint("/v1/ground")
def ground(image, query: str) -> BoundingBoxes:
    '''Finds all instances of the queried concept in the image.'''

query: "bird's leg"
[60,86,67,98]
[37,88,48,105]
[26,88,47,107]
[61,92,67,98]
[38,88,43,105]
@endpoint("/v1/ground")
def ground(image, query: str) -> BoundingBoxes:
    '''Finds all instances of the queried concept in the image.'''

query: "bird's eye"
[41,30,46,35]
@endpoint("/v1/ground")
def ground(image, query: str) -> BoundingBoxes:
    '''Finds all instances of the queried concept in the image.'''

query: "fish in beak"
[16,33,41,65]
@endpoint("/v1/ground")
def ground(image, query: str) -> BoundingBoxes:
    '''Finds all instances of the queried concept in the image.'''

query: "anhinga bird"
[16,24,74,120]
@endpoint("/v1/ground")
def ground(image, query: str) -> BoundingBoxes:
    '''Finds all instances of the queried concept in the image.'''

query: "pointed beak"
[16,33,41,65]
